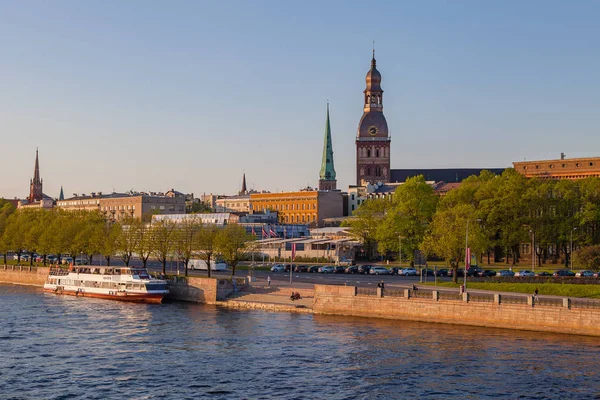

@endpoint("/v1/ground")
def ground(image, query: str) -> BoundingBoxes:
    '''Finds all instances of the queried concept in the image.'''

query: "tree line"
[0,206,254,277]
[344,170,600,281]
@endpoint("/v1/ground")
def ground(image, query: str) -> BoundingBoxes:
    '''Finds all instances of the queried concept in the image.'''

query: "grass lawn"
[425,282,600,299]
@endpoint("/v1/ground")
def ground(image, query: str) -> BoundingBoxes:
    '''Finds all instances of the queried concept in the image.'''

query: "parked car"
[75,257,89,266]
[480,269,497,277]
[399,268,418,276]
[13,254,30,261]
[576,270,595,277]
[345,266,359,274]
[358,265,373,275]
[47,255,58,263]
[537,271,552,277]
[466,266,483,277]
[336,259,355,266]
[319,266,334,273]
[294,265,308,273]
[333,266,346,274]
[448,269,464,277]
[370,266,391,275]
[307,266,320,273]
[283,264,293,272]
[553,269,575,277]
[497,270,515,277]
[434,268,449,277]
[390,267,400,275]
[270,264,285,272]
[35,255,44,263]
[517,270,535,277]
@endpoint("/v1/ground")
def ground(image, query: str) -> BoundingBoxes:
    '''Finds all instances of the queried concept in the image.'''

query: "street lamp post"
[529,230,535,271]
[398,235,402,268]
[464,220,469,291]
[570,227,577,270]
[464,218,481,293]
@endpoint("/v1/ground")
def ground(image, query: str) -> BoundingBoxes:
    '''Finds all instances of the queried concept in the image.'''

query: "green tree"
[152,219,176,275]
[376,176,438,265]
[343,198,390,260]
[196,224,219,278]
[117,216,140,266]
[423,204,483,283]
[215,224,253,277]
[173,217,202,276]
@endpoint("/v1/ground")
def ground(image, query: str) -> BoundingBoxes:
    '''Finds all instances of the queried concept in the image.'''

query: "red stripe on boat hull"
[43,288,165,304]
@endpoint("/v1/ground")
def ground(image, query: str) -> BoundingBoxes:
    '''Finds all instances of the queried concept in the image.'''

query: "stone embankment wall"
[167,276,248,303]
[312,285,600,337]
[0,265,48,286]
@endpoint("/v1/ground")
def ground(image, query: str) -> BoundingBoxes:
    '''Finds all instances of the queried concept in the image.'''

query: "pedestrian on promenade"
[534,288,539,303]
[380,281,385,290]
[267,275,271,287]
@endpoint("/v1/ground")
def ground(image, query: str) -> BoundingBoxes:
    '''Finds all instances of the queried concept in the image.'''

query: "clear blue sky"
[1,1,599,199]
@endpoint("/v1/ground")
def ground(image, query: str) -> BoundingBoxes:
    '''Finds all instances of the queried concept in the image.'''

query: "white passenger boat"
[43,266,169,304]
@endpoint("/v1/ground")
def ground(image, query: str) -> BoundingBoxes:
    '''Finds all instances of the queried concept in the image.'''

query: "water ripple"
[1,284,599,399]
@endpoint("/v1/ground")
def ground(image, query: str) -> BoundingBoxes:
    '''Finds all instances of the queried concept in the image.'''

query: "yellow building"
[250,190,343,225]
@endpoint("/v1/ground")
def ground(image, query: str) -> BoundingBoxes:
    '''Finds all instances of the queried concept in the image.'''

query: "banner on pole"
[465,248,471,270]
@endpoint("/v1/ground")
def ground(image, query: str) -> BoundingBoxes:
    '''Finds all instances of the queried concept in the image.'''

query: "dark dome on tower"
[365,57,382,91]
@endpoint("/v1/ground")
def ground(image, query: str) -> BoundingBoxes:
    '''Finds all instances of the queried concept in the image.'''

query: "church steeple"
[28,149,43,202]
[240,173,247,195]
[318,103,337,191]
[59,186,64,201]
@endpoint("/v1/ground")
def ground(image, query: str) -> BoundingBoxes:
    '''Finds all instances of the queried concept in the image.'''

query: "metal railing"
[571,298,600,310]
[438,291,462,301]
[535,297,564,308]
[383,289,405,298]
[356,287,377,296]
[469,293,495,303]
[499,295,528,305]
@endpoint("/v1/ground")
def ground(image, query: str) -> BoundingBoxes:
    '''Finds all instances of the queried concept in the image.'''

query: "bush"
[574,246,600,272]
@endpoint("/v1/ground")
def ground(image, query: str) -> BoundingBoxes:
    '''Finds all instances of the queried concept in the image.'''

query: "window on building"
[352,205,355,211]
[351,194,355,200]
[367,149,371,158]
[367,167,371,175]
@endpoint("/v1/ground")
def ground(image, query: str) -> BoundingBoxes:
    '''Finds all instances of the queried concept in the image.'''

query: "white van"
[188,259,228,271]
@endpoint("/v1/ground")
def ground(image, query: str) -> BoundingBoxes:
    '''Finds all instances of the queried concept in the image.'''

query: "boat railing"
[49,269,70,276]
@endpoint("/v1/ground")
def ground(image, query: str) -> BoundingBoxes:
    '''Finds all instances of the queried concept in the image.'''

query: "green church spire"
[59,186,64,201]
[319,103,337,190]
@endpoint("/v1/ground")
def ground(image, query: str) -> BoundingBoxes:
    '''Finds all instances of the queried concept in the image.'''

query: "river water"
[1,284,599,400]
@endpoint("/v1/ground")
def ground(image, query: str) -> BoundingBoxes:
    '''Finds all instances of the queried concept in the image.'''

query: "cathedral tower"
[356,50,391,185]
[318,103,337,190]
[28,149,43,202]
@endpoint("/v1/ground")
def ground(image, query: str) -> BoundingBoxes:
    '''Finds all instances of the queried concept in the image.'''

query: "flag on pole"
[291,243,296,261]
[251,226,256,236]
[269,227,277,238]
[262,226,267,238]
[465,248,471,271]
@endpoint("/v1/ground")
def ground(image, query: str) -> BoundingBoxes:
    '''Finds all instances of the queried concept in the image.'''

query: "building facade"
[319,104,337,190]
[250,190,343,225]
[57,192,185,220]
[356,51,391,185]
[513,154,600,180]
[215,195,252,213]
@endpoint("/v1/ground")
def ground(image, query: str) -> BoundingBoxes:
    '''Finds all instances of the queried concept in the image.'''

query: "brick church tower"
[28,149,43,203]
[356,51,391,185]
